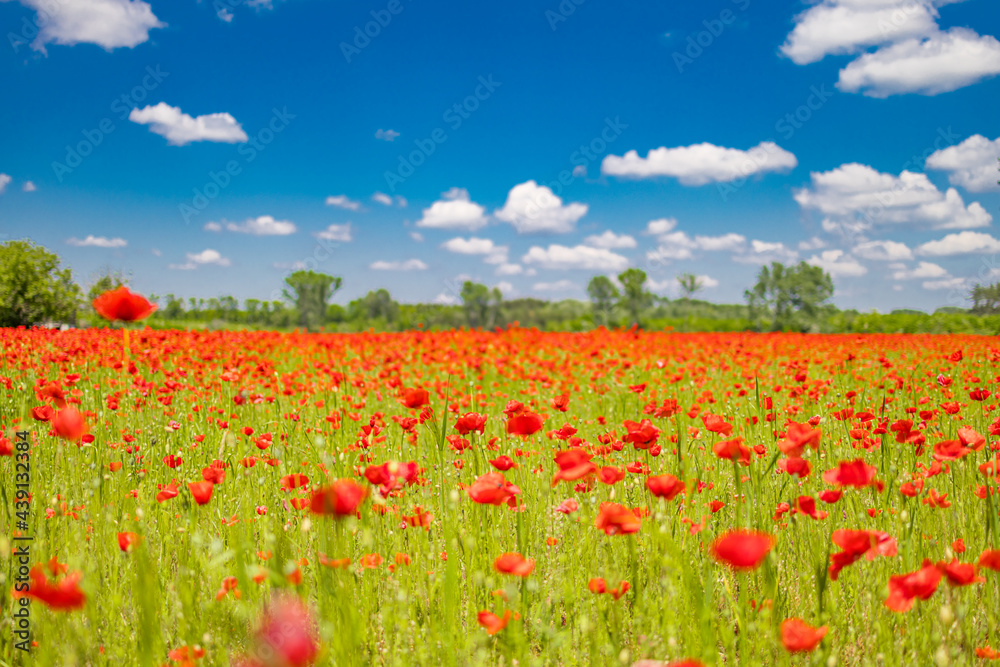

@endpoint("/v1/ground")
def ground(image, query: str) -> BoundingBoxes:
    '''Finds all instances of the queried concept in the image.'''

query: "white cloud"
[915,231,1000,256]
[375,128,400,141]
[926,134,1000,192]
[325,195,360,211]
[794,162,991,231]
[0,174,10,193]
[372,192,393,206]
[409,231,424,242]
[494,180,588,234]
[206,215,296,236]
[433,292,459,305]
[647,231,696,263]
[496,281,515,296]
[370,259,428,271]
[22,181,36,192]
[417,188,488,230]
[496,263,524,276]
[522,244,630,271]
[601,141,797,185]
[129,103,248,146]
[645,218,677,235]
[853,239,913,261]
[316,224,352,242]
[923,277,968,290]
[67,235,127,248]
[798,236,827,251]
[441,237,508,264]
[169,249,231,270]
[806,249,868,277]
[892,261,948,280]
[583,230,637,249]
[837,28,1000,97]
[781,0,941,65]
[10,0,164,51]
[734,240,799,265]
[694,233,746,252]
[532,280,578,292]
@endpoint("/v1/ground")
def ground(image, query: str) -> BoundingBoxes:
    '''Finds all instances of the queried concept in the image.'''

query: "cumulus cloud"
[169,249,231,270]
[694,233,746,252]
[315,224,352,242]
[798,236,827,251]
[916,231,1000,256]
[794,162,991,232]
[583,230,637,249]
[837,28,1000,97]
[645,218,677,235]
[370,259,428,271]
[853,239,913,261]
[0,174,11,193]
[325,195,360,210]
[129,103,248,146]
[601,141,797,185]
[522,244,629,271]
[922,277,968,290]
[532,280,579,292]
[495,180,588,234]
[646,228,747,263]
[892,261,948,280]
[10,0,164,52]
[205,216,296,235]
[441,237,508,264]
[781,0,941,65]
[417,188,488,231]
[495,263,524,276]
[67,235,127,248]
[926,134,1000,192]
[22,181,36,192]
[806,249,868,277]
[375,128,400,141]
[734,240,799,265]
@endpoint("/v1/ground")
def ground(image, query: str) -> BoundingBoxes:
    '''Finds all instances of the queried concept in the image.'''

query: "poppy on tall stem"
[92,286,157,362]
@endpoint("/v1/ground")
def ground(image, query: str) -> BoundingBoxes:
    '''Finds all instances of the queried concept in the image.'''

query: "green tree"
[677,273,704,300]
[0,240,81,327]
[971,282,1000,314]
[86,269,127,305]
[460,281,502,329]
[586,275,619,327]
[163,294,185,320]
[617,268,652,327]
[349,289,400,328]
[282,271,343,331]
[745,261,834,332]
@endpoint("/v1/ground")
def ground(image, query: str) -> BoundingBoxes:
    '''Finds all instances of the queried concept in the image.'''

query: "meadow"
[1,326,999,666]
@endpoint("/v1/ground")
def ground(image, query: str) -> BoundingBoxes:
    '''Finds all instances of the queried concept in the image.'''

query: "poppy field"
[2,325,1000,666]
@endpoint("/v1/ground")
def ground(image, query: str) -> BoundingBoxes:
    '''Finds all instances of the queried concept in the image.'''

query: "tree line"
[2,238,999,334]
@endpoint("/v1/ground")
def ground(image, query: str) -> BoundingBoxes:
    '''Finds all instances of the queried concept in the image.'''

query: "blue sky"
[1,0,1000,312]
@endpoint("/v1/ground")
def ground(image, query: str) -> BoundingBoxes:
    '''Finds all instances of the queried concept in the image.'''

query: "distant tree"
[283,271,342,331]
[586,275,619,327]
[617,268,652,327]
[86,268,127,306]
[677,273,704,300]
[460,281,502,329]
[745,261,834,332]
[245,298,261,324]
[162,294,185,320]
[971,282,1000,314]
[0,240,81,327]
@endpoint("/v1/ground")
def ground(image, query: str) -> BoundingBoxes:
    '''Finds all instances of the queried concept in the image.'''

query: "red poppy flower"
[588,577,606,594]
[507,412,544,436]
[795,495,828,520]
[594,503,641,536]
[255,595,318,667]
[31,404,54,422]
[117,532,140,552]
[454,412,487,435]
[494,552,535,576]
[957,426,986,451]
[489,455,517,471]
[937,559,983,586]
[309,479,368,517]
[551,449,597,486]
[156,481,179,503]
[92,286,157,322]
[400,388,430,409]
[979,549,1000,571]
[932,439,970,462]
[52,407,88,441]
[829,529,896,580]
[280,473,310,491]
[646,474,686,500]
[701,414,734,436]
[467,472,521,507]
[778,422,821,458]
[188,481,214,506]
[780,618,828,653]
[622,419,660,448]
[885,559,942,612]
[555,498,579,514]
[477,609,512,635]
[822,459,879,488]
[597,466,626,485]
[18,564,86,611]
[714,437,751,467]
[710,530,774,570]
